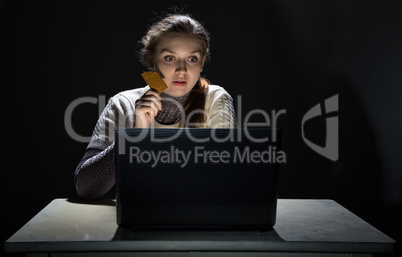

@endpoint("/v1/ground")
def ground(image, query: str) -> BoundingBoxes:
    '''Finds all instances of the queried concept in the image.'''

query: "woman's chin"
[165,88,191,97]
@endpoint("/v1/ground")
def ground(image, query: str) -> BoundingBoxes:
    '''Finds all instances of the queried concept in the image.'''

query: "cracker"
[141,71,168,94]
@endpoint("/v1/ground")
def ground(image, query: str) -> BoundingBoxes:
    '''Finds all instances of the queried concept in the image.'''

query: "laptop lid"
[115,128,282,230]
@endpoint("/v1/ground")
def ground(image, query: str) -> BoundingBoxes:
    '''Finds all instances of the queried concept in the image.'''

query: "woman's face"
[151,35,205,97]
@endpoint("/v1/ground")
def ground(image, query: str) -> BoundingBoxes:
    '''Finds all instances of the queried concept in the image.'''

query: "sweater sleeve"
[74,93,137,200]
[204,86,237,128]
[74,143,115,200]
[87,94,136,150]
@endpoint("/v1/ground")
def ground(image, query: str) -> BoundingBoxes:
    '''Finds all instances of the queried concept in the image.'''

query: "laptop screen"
[115,128,282,230]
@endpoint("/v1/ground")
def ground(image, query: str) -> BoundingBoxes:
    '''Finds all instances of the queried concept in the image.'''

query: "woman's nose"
[175,60,187,73]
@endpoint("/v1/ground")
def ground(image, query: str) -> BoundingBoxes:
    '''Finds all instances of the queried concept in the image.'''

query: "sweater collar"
[155,91,190,125]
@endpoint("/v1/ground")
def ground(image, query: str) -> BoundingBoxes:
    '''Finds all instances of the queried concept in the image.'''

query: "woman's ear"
[146,51,154,70]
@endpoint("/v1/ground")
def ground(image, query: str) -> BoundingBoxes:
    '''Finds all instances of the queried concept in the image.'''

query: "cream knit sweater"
[88,85,236,150]
[75,84,236,199]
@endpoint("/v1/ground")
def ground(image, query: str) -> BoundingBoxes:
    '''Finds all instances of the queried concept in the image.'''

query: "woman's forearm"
[74,143,115,200]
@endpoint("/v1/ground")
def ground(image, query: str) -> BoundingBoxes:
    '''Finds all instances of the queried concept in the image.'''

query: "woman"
[75,14,236,200]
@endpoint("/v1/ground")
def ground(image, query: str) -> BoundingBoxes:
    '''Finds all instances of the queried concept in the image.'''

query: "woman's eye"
[164,56,175,62]
[187,56,198,63]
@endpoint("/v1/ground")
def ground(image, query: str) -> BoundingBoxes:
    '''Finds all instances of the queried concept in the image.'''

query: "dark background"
[1,0,401,256]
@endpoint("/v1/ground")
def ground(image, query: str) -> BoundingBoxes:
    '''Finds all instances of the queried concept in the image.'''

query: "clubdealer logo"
[64,94,339,162]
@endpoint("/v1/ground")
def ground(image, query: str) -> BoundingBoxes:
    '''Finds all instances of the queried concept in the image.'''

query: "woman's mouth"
[172,79,187,86]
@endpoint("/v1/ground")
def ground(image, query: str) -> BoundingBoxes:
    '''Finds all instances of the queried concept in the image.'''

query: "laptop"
[115,128,282,230]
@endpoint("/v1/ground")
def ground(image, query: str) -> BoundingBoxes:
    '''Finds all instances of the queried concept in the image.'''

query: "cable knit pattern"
[75,85,236,199]
[205,93,236,128]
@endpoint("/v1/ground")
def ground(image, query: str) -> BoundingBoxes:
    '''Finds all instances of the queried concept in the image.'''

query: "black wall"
[2,1,401,256]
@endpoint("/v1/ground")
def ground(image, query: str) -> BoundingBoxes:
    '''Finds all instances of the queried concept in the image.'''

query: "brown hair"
[138,14,210,127]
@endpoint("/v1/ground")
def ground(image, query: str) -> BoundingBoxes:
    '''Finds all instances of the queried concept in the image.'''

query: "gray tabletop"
[5,199,395,253]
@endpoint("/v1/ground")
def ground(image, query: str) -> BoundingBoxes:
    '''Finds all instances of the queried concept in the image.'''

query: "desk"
[5,199,395,257]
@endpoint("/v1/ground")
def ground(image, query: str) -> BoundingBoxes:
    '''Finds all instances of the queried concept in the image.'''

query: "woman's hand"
[134,90,162,128]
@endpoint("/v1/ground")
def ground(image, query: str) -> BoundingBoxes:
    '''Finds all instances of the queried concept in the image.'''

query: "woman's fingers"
[136,100,161,116]
[136,99,162,113]
[145,89,162,99]
[134,90,163,128]
[136,91,162,111]
[136,104,158,117]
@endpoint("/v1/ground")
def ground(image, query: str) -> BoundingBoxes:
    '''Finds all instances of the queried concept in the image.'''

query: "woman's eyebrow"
[160,48,175,54]
[160,48,202,54]
[190,50,202,55]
